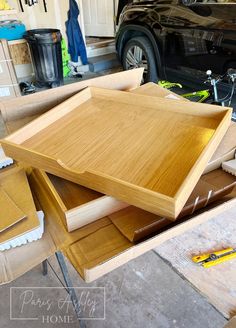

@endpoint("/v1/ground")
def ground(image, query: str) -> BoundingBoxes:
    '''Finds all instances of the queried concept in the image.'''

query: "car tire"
[122,36,158,83]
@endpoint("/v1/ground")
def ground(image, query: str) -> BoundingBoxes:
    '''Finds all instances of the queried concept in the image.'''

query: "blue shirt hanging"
[65,0,88,64]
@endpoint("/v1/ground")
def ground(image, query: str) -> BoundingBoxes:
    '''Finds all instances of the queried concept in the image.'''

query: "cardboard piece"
[0,186,25,232]
[224,317,236,328]
[110,169,236,242]
[1,87,232,219]
[0,166,39,246]
[131,82,188,101]
[31,168,236,282]
[0,75,236,288]
[0,68,144,132]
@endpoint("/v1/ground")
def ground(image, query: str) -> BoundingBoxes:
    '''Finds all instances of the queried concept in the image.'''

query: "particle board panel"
[9,40,31,65]
[0,186,25,232]
[1,87,232,219]
[0,166,39,245]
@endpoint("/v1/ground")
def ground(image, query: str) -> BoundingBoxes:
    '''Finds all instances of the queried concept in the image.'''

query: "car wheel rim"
[125,45,148,80]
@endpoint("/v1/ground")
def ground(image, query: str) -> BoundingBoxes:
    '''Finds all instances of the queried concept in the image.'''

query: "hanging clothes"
[65,0,88,65]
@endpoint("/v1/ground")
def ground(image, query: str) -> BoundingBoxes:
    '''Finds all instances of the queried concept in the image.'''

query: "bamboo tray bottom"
[68,224,133,276]
[47,173,102,209]
[22,99,217,198]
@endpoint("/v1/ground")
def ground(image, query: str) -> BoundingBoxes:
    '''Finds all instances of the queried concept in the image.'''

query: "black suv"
[116,0,236,84]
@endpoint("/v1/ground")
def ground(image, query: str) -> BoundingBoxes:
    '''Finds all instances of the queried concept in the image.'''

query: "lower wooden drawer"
[32,169,128,232]
[30,169,236,283]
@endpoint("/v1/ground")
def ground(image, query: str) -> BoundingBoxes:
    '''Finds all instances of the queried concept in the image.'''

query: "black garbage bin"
[25,29,63,88]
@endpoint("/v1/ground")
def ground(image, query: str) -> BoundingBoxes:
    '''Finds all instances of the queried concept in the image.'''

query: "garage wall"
[7,0,85,41]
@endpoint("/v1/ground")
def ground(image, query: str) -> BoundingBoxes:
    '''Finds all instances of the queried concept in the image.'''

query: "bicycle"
[158,68,236,107]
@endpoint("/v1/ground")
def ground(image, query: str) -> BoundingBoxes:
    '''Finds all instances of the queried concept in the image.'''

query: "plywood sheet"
[0,186,25,232]
[1,87,232,219]
[0,166,39,245]
[155,206,236,319]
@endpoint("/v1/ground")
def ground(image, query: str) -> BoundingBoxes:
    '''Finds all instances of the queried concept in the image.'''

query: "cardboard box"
[0,39,21,99]
[0,71,235,285]
[0,68,144,132]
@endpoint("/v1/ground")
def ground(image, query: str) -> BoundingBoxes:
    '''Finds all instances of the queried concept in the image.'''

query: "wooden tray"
[32,170,127,232]
[1,87,232,219]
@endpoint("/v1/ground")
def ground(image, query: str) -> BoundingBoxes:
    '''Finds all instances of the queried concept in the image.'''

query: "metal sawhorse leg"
[42,251,86,328]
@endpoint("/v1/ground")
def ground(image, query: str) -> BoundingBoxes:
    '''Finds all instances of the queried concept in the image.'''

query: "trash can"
[24,29,63,88]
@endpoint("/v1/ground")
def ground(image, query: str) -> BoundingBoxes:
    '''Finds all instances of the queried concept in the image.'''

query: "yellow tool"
[192,248,236,268]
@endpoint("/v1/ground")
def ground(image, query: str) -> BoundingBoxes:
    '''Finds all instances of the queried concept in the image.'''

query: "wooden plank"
[0,166,39,245]
[0,186,25,232]
[1,87,232,219]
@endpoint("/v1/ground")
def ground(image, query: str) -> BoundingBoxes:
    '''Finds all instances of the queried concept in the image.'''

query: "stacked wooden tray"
[0,81,235,283]
[1,87,232,221]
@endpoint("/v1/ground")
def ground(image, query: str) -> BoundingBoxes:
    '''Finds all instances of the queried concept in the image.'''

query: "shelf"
[0,9,17,15]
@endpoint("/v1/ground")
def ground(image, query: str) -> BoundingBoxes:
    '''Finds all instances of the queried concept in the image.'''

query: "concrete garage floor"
[0,70,235,328]
[0,251,227,328]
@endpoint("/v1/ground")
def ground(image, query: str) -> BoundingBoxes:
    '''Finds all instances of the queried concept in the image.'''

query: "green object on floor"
[61,38,71,78]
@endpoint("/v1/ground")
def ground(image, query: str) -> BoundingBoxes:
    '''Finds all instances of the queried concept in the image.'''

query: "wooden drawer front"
[30,169,236,283]
[33,170,128,232]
